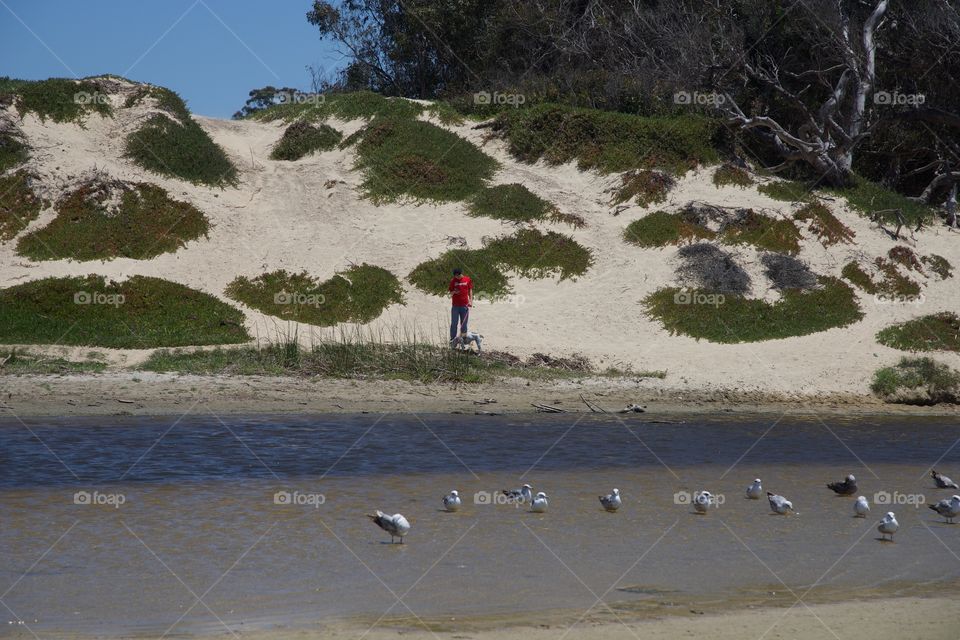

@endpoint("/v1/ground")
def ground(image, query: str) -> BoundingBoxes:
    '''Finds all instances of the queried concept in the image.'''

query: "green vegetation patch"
[0,170,45,242]
[824,175,934,226]
[0,130,28,172]
[623,210,716,248]
[11,78,112,124]
[922,254,953,279]
[346,116,497,203]
[124,87,237,186]
[409,229,592,298]
[0,275,249,348]
[269,121,342,160]
[0,349,106,375]
[611,170,675,207]
[16,180,209,261]
[758,180,812,202]
[249,91,425,123]
[876,312,960,353]
[644,277,862,343]
[468,183,558,223]
[225,264,404,326]
[887,246,924,272]
[871,357,959,405]
[713,163,754,188]
[720,210,801,254]
[793,202,855,246]
[841,259,921,297]
[494,103,719,175]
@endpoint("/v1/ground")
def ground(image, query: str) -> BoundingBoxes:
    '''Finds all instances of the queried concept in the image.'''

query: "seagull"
[367,511,410,543]
[502,484,533,503]
[878,512,899,541]
[693,490,714,513]
[767,492,794,515]
[931,470,960,489]
[827,474,857,495]
[929,495,960,524]
[599,488,621,512]
[530,492,549,513]
[854,496,870,518]
[746,479,763,500]
[442,490,462,512]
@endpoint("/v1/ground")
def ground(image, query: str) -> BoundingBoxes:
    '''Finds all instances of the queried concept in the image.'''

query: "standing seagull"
[746,479,763,500]
[442,490,462,512]
[767,492,794,515]
[931,470,960,489]
[854,496,871,518]
[530,492,549,513]
[827,474,857,495]
[929,495,960,524]
[502,484,534,503]
[599,488,621,512]
[367,511,411,543]
[878,512,899,541]
[693,491,714,514]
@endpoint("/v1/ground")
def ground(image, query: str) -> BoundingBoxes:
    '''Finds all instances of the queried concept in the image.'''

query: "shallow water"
[1,413,959,636]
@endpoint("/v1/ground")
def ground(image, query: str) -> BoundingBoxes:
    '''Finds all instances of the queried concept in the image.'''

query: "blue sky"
[0,0,344,118]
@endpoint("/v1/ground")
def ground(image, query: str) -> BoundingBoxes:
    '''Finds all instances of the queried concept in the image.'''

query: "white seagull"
[442,490,462,512]
[929,495,960,524]
[368,511,411,543]
[854,496,870,518]
[746,479,763,500]
[767,492,794,515]
[530,492,549,513]
[693,490,714,513]
[878,512,899,541]
[599,488,621,512]
[502,484,534,503]
[931,470,960,489]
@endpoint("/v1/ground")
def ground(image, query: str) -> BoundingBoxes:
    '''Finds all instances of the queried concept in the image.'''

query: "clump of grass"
[12,78,112,123]
[494,103,719,175]
[887,246,924,272]
[871,357,960,405]
[713,163,753,188]
[16,180,208,261]
[426,102,465,126]
[408,229,592,297]
[876,312,960,353]
[761,253,817,291]
[793,202,855,246]
[467,183,558,223]
[124,87,237,186]
[841,259,921,297]
[0,170,45,242]
[269,121,342,160]
[758,180,812,203]
[623,210,716,248]
[675,242,751,295]
[612,170,675,207]
[645,276,862,343]
[0,275,249,348]
[0,130,28,172]
[346,116,498,203]
[824,175,934,226]
[249,91,425,123]
[720,209,802,254]
[922,254,953,279]
[0,349,107,375]
[225,264,404,326]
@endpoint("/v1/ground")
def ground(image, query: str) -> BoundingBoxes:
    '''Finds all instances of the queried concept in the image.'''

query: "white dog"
[452,330,483,353]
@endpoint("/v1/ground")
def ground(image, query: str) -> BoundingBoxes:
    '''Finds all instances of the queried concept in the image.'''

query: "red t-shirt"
[449,275,473,307]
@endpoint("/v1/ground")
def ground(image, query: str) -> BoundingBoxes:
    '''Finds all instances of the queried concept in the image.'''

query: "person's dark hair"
[452,268,462,275]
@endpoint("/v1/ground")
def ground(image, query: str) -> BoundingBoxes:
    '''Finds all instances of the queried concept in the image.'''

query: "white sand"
[2,83,959,397]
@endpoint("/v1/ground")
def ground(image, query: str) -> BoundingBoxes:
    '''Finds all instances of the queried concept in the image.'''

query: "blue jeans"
[450,306,470,341]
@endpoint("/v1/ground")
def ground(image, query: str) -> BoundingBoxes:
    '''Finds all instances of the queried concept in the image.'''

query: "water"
[2,413,959,637]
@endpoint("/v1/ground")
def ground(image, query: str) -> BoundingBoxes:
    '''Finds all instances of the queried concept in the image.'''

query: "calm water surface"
[1,413,959,636]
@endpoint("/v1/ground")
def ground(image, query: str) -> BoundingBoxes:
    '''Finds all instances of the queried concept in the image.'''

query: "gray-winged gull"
[929,495,960,524]
[599,488,621,512]
[368,511,411,543]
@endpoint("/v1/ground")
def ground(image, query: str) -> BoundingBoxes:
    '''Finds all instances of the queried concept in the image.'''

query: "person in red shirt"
[448,268,473,343]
